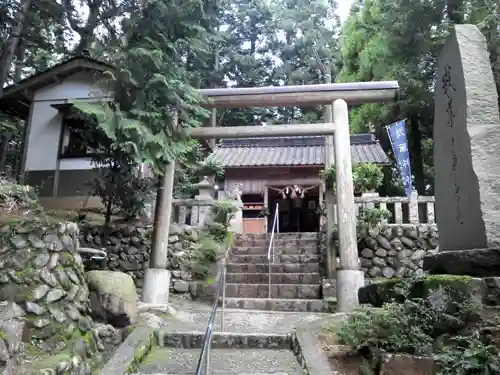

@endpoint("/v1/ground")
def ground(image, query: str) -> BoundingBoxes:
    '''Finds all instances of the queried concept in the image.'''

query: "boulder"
[358,279,402,307]
[380,353,437,375]
[423,248,500,277]
[358,275,486,308]
[86,271,137,328]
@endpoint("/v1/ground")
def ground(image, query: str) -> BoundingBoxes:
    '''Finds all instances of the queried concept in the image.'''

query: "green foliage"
[259,207,269,217]
[320,166,336,192]
[65,105,155,224]
[90,166,154,221]
[438,332,500,375]
[352,163,384,193]
[71,101,177,174]
[336,274,499,374]
[198,155,224,179]
[187,201,237,278]
[0,113,24,178]
[337,300,435,357]
[173,144,224,199]
[207,200,238,242]
[0,177,41,214]
[338,0,500,195]
[320,163,383,194]
[187,233,224,278]
[173,140,205,198]
[357,207,390,228]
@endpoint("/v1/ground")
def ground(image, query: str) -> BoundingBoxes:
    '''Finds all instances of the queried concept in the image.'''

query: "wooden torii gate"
[142,81,399,313]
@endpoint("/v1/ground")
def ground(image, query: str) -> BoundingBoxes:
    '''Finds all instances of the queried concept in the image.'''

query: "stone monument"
[425,24,500,276]
[433,24,500,251]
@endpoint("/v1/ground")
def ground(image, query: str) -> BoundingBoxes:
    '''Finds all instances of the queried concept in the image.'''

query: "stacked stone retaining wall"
[80,222,199,295]
[81,222,439,292]
[357,224,439,278]
[0,218,114,373]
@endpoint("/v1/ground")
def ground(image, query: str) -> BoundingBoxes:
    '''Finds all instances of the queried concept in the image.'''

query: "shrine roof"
[212,134,391,167]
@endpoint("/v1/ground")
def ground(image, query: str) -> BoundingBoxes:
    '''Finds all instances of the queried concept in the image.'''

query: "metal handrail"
[267,203,279,298]
[78,247,107,261]
[195,243,231,375]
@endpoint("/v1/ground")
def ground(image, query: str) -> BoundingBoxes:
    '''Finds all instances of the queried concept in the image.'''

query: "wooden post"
[323,60,336,278]
[333,99,364,313]
[209,51,219,150]
[208,51,219,196]
[142,108,177,305]
[324,113,337,279]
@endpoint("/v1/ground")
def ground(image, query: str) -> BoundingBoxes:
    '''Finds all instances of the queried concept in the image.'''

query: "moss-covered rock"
[358,275,486,308]
[0,217,115,374]
[86,270,137,327]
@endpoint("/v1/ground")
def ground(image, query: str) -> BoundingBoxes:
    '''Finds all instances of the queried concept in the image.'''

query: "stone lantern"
[194,176,215,200]
[191,176,214,227]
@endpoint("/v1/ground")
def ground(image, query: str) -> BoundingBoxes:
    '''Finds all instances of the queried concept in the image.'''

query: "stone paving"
[165,296,330,334]
[137,348,300,375]
[135,296,331,375]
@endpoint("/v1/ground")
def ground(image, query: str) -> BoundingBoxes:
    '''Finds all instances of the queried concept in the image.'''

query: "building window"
[59,118,105,158]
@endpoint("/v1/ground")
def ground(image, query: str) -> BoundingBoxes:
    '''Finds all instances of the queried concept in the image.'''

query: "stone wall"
[0,218,114,373]
[80,222,200,295]
[357,224,439,278]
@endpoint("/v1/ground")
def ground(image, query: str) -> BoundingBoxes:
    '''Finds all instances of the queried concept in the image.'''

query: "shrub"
[352,163,384,193]
[207,200,237,242]
[198,155,224,178]
[320,166,336,192]
[0,177,40,214]
[187,233,223,279]
[335,275,499,375]
[437,332,500,375]
[187,201,237,278]
[358,207,391,228]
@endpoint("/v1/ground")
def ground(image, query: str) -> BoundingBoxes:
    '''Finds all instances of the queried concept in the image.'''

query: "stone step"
[229,254,320,264]
[235,232,319,241]
[226,272,321,284]
[231,246,318,255]
[135,373,294,375]
[159,331,290,349]
[224,297,336,313]
[225,283,321,299]
[135,348,299,375]
[226,263,320,274]
[233,239,318,248]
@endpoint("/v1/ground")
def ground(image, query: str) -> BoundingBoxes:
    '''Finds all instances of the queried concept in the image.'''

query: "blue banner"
[387,120,413,197]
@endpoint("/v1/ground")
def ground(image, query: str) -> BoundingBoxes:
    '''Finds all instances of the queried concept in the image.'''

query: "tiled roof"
[212,134,390,167]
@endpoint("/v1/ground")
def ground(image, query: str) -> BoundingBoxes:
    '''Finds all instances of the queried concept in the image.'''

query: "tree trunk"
[0,0,32,97]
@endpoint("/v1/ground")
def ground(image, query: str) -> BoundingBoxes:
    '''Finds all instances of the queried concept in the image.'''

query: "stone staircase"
[224,232,336,313]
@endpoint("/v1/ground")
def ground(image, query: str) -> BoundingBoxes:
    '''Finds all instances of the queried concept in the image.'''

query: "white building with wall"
[0,56,114,209]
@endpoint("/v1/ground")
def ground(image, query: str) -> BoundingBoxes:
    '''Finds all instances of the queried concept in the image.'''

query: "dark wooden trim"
[53,112,66,197]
